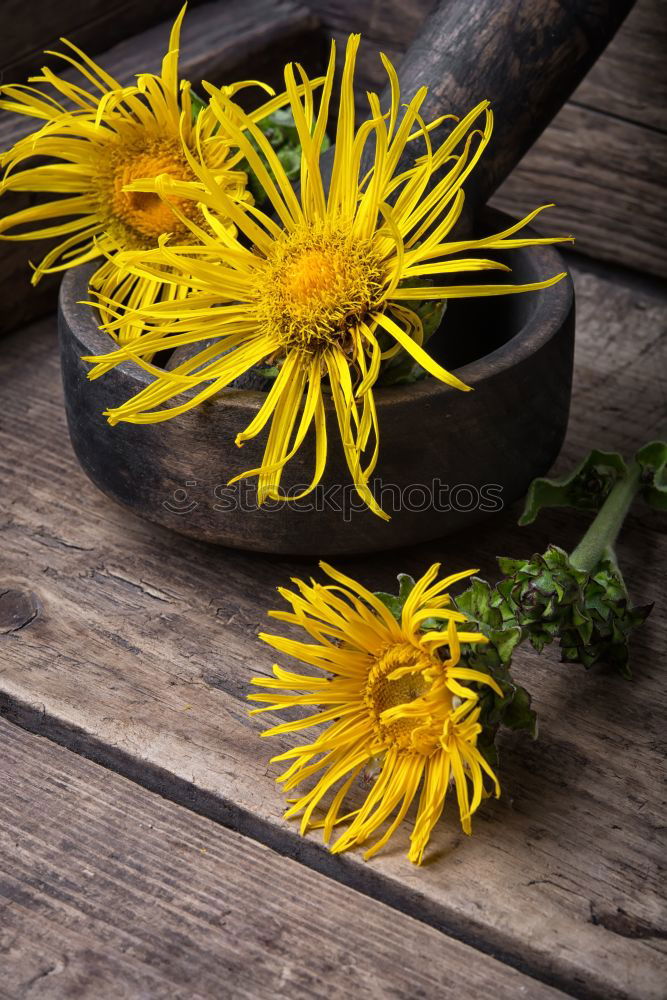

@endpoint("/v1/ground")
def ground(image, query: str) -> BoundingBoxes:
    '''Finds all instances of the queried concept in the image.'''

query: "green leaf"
[264,107,296,129]
[412,297,446,345]
[502,685,538,736]
[375,593,402,620]
[492,544,652,675]
[397,573,416,605]
[477,740,499,770]
[455,577,500,628]
[242,107,329,207]
[190,89,208,122]
[497,556,527,576]
[487,625,523,665]
[458,620,537,741]
[276,146,301,179]
[519,450,628,525]
[374,356,426,387]
[374,573,416,622]
[636,440,667,512]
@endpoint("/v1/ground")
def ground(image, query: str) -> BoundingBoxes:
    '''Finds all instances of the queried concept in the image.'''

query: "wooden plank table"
[315,0,667,280]
[0,720,569,1000]
[0,254,666,999]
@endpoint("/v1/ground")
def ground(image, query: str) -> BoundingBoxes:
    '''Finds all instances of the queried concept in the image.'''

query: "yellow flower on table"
[85,34,569,518]
[0,6,292,343]
[250,562,502,864]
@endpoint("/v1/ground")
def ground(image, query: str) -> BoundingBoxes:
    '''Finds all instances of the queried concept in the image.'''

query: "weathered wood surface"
[0,0,321,336]
[371,0,636,210]
[309,0,667,279]
[0,0,319,150]
[311,0,667,130]
[567,0,667,132]
[0,0,207,87]
[0,258,665,999]
[0,719,568,1000]
[493,100,667,280]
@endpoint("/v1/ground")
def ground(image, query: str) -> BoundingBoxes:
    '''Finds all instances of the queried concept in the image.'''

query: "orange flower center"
[364,642,451,754]
[284,249,340,308]
[257,225,386,356]
[110,142,196,240]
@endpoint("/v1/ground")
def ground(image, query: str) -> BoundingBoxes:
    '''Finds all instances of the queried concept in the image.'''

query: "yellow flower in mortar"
[0,6,296,343]
[250,562,501,864]
[85,35,570,517]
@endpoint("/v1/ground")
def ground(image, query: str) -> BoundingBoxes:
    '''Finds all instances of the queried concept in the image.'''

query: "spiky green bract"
[492,546,652,678]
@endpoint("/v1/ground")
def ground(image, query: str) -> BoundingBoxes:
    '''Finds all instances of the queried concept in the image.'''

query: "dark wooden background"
[1,4,665,998]
[300,0,667,280]
[0,0,665,309]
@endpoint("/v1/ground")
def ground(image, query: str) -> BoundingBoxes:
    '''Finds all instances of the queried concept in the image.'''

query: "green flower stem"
[569,461,642,573]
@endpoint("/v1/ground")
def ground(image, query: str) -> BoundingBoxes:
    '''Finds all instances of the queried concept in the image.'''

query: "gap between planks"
[0,257,666,1000]
[0,716,569,1000]
[0,720,564,1000]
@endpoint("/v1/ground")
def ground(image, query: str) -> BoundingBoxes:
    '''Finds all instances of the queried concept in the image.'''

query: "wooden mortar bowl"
[58,208,574,556]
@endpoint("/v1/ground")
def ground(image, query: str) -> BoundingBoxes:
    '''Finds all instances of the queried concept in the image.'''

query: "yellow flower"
[0,6,290,343]
[85,35,570,516]
[250,562,502,864]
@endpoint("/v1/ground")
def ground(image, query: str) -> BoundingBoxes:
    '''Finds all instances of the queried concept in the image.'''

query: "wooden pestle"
[384,0,636,207]
[167,0,635,374]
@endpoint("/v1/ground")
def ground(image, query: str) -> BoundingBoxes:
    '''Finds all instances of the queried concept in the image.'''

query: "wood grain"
[306,0,667,278]
[0,259,666,999]
[303,0,435,46]
[0,0,319,151]
[491,103,667,278]
[306,0,667,131]
[0,0,206,87]
[372,0,636,207]
[0,0,321,336]
[573,0,667,133]
[0,719,568,1000]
